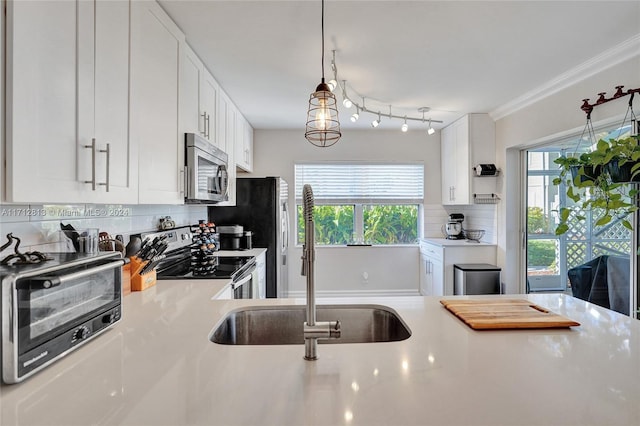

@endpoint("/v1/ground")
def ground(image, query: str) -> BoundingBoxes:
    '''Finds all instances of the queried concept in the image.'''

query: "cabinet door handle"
[205,112,211,139]
[200,112,207,136]
[98,143,110,192]
[84,138,97,191]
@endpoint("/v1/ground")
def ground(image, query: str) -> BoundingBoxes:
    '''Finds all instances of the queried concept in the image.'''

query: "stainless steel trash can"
[454,263,501,295]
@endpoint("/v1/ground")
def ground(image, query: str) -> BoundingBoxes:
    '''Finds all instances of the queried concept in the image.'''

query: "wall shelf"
[474,193,500,204]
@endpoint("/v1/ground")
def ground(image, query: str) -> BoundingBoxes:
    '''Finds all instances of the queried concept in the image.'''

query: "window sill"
[294,244,419,249]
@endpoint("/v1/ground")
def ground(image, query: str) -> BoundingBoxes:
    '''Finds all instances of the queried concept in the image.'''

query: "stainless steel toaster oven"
[1,252,124,383]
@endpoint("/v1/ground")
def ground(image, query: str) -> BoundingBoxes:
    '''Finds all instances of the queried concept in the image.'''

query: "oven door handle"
[231,273,251,290]
[231,263,256,290]
[23,259,126,290]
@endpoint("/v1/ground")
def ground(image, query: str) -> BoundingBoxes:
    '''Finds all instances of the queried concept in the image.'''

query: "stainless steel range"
[137,226,259,299]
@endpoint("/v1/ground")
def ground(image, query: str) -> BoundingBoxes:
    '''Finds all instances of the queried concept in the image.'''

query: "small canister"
[242,231,252,250]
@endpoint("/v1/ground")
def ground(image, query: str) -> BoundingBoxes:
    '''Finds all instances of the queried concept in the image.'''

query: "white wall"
[495,54,640,294]
[248,129,495,296]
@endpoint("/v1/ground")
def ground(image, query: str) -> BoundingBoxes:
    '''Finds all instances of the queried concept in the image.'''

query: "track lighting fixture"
[371,112,381,128]
[350,106,360,122]
[327,79,338,92]
[328,51,444,133]
[401,117,408,132]
[304,0,341,147]
[341,80,352,108]
[427,119,435,135]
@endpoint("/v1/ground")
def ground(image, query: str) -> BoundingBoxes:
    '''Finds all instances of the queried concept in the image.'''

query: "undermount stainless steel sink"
[210,304,412,345]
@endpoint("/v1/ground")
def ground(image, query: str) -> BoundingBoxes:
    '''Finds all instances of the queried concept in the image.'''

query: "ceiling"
[158,1,640,132]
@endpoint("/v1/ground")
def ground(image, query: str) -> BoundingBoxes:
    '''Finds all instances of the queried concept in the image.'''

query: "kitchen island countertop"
[1,279,639,425]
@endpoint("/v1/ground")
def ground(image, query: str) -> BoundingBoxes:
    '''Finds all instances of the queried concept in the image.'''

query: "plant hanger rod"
[580,85,640,118]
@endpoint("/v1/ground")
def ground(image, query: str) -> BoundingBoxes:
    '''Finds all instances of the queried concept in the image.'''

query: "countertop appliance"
[137,226,259,299]
[1,251,124,383]
[443,213,465,240]
[217,225,249,250]
[209,177,289,298]
[185,133,229,204]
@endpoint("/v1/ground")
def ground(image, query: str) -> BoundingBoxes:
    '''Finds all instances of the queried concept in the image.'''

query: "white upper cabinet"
[235,114,254,173]
[201,70,220,148]
[216,89,237,206]
[180,45,204,139]
[132,0,186,204]
[441,114,495,205]
[5,0,136,203]
[180,44,220,148]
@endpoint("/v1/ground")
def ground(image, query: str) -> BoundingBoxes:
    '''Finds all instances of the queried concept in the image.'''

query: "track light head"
[343,98,353,108]
[327,79,338,92]
[427,119,435,135]
[401,117,408,132]
[350,107,360,122]
[371,112,381,128]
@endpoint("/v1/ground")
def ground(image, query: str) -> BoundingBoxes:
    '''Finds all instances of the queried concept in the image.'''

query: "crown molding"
[490,33,640,121]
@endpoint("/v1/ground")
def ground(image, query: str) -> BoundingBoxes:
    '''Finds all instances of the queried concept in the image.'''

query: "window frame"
[294,161,424,247]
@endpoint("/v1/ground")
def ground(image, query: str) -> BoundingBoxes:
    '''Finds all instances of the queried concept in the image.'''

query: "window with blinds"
[295,162,424,245]
[294,162,424,204]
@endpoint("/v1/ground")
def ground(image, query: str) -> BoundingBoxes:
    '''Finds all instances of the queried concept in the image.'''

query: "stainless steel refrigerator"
[208,177,289,298]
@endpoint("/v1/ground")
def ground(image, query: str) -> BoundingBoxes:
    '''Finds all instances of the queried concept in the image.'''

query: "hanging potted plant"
[553,136,640,236]
[600,135,640,183]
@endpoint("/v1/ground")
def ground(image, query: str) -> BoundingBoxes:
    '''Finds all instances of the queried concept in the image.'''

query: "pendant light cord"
[321,0,325,81]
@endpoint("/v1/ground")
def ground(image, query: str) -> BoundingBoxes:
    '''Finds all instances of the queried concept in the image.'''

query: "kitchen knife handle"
[98,143,110,192]
[84,138,97,191]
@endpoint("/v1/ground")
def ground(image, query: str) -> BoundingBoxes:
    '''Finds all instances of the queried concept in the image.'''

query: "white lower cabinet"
[420,239,497,296]
[132,0,186,204]
[420,244,444,296]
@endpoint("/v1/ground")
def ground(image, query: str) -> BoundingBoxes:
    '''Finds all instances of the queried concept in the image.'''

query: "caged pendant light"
[305,0,341,147]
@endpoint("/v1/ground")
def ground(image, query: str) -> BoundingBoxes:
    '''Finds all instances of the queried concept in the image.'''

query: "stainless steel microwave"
[185,133,229,204]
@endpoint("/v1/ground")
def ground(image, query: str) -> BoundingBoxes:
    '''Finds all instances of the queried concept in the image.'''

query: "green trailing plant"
[553,136,640,236]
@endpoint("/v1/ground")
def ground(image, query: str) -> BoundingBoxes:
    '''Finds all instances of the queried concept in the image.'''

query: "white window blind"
[295,162,424,204]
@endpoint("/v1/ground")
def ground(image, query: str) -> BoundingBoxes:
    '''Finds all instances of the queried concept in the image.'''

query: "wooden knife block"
[129,256,157,292]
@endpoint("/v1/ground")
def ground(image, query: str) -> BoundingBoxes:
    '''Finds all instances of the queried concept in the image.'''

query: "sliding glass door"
[524,123,635,316]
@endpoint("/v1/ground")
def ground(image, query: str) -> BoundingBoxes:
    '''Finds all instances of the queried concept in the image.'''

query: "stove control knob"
[73,326,90,342]
[181,233,190,241]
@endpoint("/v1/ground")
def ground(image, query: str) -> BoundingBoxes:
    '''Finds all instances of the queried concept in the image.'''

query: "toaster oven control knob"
[102,313,116,324]
[73,326,90,341]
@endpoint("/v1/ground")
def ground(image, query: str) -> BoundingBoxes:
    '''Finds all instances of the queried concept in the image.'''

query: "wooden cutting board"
[440,299,580,330]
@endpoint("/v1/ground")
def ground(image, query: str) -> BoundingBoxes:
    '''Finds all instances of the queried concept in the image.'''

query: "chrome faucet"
[301,184,340,360]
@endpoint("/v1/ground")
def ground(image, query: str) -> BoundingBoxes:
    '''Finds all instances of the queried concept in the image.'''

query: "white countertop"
[1,280,639,425]
[422,238,496,247]
[214,248,267,257]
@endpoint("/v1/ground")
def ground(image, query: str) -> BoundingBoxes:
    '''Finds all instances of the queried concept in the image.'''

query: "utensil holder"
[129,256,156,291]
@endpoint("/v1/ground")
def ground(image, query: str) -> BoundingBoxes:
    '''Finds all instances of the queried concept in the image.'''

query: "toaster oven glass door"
[15,259,122,354]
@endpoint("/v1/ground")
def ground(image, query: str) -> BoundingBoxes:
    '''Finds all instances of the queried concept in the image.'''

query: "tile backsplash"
[0,201,498,253]
[424,203,497,243]
[0,204,207,252]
